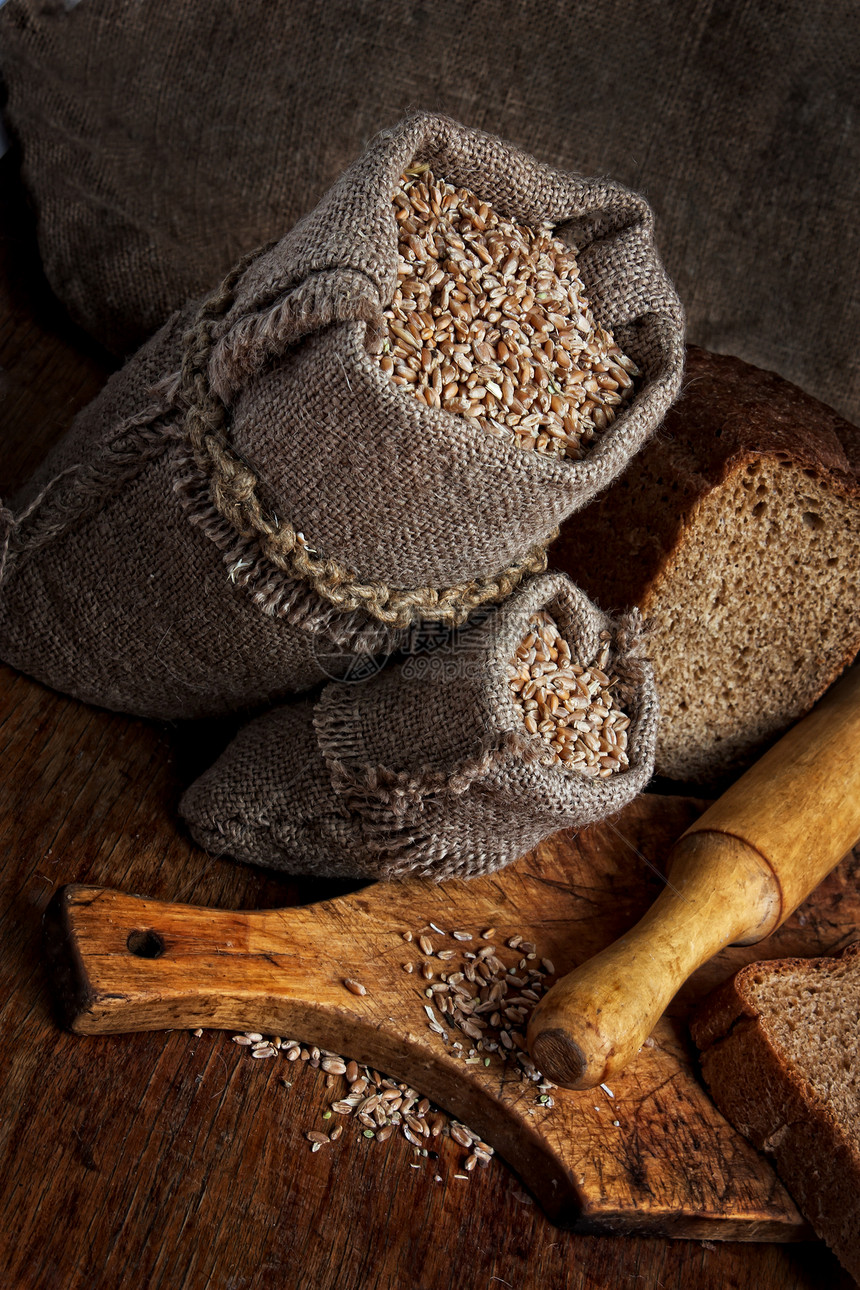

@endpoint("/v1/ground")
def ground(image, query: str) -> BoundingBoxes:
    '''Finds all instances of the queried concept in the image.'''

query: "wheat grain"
[374,169,640,461]
[508,611,631,776]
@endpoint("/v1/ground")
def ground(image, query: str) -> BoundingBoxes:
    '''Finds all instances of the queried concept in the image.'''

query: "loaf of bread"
[550,346,860,784]
[691,943,860,1282]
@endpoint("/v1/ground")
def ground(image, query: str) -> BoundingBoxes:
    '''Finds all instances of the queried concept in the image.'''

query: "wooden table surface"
[0,154,852,1289]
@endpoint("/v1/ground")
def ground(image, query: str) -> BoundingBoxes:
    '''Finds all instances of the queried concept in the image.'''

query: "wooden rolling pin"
[527,665,860,1091]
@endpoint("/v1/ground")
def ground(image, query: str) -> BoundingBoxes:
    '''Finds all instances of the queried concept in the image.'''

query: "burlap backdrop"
[0,114,682,719]
[180,572,659,880]
[0,0,856,426]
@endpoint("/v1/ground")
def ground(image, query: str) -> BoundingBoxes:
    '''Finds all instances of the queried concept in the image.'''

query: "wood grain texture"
[0,152,854,1289]
[2,669,857,1289]
[41,792,860,1241]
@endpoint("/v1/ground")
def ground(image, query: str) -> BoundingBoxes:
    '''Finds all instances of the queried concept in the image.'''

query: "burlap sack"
[2,0,855,426]
[0,113,682,720]
[180,572,659,880]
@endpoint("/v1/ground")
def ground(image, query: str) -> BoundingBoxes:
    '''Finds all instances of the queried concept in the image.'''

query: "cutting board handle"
[527,665,860,1089]
[42,886,352,1035]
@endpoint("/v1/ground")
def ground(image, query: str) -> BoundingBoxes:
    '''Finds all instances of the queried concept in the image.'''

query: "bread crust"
[550,345,859,614]
[691,942,860,1280]
[550,346,860,783]
[691,942,860,1051]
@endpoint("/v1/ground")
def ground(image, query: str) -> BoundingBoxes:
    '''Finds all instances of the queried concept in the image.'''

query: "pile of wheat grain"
[373,167,638,460]
[508,612,630,776]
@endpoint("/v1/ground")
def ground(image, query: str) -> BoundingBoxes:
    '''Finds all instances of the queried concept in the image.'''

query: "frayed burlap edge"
[0,398,182,584]
[313,587,658,880]
[171,445,410,654]
[177,111,683,629]
[319,723,551,813]
[178,264,556,628]
[314,710,549,882]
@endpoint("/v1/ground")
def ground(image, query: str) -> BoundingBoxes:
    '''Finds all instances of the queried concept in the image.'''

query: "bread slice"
[550,346,860,784]
[691,943,860,1281]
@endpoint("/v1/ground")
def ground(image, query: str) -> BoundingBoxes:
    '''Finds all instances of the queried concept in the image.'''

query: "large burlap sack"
[1,0,856,426]
[0,113,682,720]
[180,573,659,880]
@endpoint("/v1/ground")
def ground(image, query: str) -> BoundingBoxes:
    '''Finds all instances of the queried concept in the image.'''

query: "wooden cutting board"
[47,792,860,1241]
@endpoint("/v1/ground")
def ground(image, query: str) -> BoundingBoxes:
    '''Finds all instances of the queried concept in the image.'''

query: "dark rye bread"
[691,943,860,1283]
[550,346,860,784]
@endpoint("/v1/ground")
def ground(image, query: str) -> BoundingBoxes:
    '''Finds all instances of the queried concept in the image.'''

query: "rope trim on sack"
[178,252,554,630]
[172,444,408,654]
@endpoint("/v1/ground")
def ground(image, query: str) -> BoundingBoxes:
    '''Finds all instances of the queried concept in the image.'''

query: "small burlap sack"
[180,572,659,880]
[0,113,682,720]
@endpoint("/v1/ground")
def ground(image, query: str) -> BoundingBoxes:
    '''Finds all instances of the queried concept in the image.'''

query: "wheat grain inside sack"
[180,573,660,879]
[0,113,683,718]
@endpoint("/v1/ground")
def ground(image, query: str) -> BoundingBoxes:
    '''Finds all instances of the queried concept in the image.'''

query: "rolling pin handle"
[528,666,860,1090]
[527,832,777,1089]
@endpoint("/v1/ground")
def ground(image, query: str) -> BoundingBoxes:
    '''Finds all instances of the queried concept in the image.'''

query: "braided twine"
[179,255,553,629]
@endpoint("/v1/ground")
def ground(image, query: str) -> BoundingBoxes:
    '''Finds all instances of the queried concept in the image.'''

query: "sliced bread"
[691,942,860,1282]
[550,346,860,784]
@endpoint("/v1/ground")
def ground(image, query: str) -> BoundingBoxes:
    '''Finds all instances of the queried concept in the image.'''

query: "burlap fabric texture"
[180,572,659,881]
[0,113,683,720]
[2,0,856,429]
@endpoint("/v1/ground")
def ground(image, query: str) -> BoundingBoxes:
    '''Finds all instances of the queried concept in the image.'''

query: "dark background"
[1,0,858,425]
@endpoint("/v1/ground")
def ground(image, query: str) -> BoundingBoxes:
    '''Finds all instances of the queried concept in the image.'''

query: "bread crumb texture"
[550,348,860,784]
[694,944,860,1279]
[743,950,860,1129]
[651,454,858,780]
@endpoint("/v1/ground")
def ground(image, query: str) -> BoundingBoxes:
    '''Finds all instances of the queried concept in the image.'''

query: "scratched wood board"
[47,790,860,1240]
